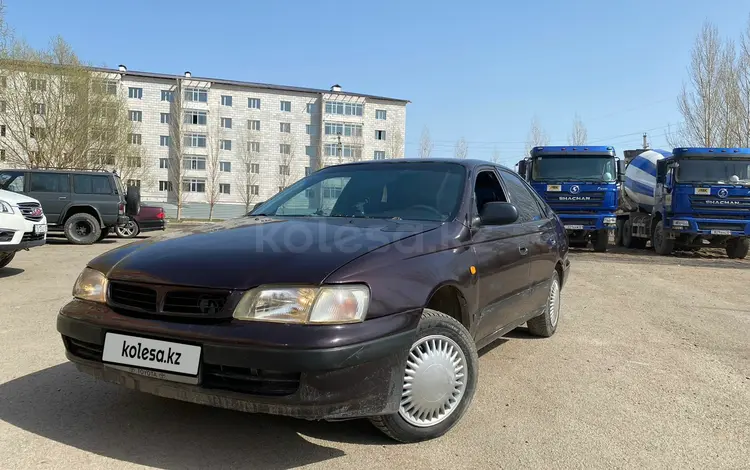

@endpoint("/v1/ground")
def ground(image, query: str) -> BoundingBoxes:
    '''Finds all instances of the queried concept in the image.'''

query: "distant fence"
[143,201,248,221]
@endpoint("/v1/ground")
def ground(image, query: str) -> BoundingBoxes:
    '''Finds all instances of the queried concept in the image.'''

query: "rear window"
[74,175,112,194]
[29,173,70,192]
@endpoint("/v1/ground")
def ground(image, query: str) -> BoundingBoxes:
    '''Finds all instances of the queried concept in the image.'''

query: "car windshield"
[532,156,616,182]
[253,162,466,222]
[676,158,750,184]
[0,171,24,193]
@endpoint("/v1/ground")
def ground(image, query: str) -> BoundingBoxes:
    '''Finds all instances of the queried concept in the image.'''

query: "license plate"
[34,224,47,234]
[565,225,584,230]
[710,229,732,235]
[102,333,201,377]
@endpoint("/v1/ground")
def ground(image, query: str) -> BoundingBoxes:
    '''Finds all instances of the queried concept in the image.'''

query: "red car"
[114,205,167,238]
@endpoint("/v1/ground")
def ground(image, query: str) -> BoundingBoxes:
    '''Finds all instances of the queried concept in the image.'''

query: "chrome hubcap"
[549,279,560,327]
[398,334,467,427]
[119,222,135,236]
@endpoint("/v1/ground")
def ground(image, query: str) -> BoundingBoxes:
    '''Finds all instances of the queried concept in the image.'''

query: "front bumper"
[57,301,419,420]
[558,213,617,231]
[0,212,47,251]
[668,216,750,237]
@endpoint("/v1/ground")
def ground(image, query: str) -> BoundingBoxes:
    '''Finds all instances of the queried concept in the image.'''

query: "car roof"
[3,168,118,176]
[320,158,514,172]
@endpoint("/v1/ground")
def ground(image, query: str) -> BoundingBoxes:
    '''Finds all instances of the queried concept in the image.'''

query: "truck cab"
[517,146,623,252]
[622,147,750,258]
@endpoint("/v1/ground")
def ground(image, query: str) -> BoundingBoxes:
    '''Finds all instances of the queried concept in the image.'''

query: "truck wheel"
[726,238,749,259]
[622,220,634,248]
[64,213,102,245]
[527,270,561,337]
[652,220,674,256]
[0,251,16,269]
[593,229,608,252]
[615,220,625,246]
[368,309,478,443]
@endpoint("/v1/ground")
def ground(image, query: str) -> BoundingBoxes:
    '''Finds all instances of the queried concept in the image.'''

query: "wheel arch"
[62,205,104,227]
[424,283,470,330]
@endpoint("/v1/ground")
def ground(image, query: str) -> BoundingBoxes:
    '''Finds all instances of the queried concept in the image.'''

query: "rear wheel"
[0,251,16,269]
[726,238,749,259]
[652,220,674,256]
[115,220,140,238]
[615,219,625,246]
[527,270,561,337]
[63,213,102,245]
[592,229,609,252]
[369,309,478,443]
[622,220,635,248]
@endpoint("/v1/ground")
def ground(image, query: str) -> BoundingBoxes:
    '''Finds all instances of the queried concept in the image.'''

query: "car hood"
[0,189,40,205]
[89,216,442,289]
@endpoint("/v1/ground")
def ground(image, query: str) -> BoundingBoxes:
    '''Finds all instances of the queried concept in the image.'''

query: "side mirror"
[479,202,519,226]
[656,160,667,185]
[517,160,528,179]
[617,159,626,183]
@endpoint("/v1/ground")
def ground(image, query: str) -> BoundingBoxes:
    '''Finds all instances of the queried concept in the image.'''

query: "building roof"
[91,66,410,104]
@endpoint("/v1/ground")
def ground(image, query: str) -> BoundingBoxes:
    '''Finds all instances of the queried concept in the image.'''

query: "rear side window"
[74,175,112,194]
[29,173,69,192]
[499,169,543,223]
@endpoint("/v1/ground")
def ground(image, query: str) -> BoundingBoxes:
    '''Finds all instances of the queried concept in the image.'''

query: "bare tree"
[567,113,588,145]
[388,122,404,158]
[234,130,259,213]
[204,127,222,221]
[526,116,549,154]
[278,133,297,191]
[734,14,750,147]
[454,136,468,159]
[166,79,187,220]
[418,126,433,158]
[490,147,501,164]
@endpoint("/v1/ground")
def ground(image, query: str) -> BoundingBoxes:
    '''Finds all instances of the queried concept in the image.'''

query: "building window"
[249,163,260,174]
[183,179,206,192]
[184,110,207,125]
[184,87,208,102]
[184,155,207,170]
[159,180,173,191]
[325,101,363,116]
[34,103,46,115]
[375,109,387,120]
[306,103,316,113]
[220,117,232,129]
[129,110,142,122]
[160,113,171,124]
[220,139,232,151]
[248,120,261,131]
[0,125,5,137]
[219,183,231,194]
[129,133,142,145]
[247,141,260,153]
[92,79,117,95]
[305,167,312,176]
[374,150,386,160]
[306,124,316,135]
[325,122,362,137]
[127,157,142,167]
[30,79,47,92]
[184,133,207,148]
[160,135,171,147]
[375,130,386,140]
[248,98,261,109]
[279,122,291,133]
[280,100,291,112]
[279,144,291,155]
[127,179,141,188]
[325,144,362,159]
[0,101,6,112]
[220,161,232,172]
[0,149,5,161]
[159,158,169,169]
[250,184,259,195]
[221,95,233,106]
[279,165,290,176]
[128,87,143,99]
[305,146,316,157]
[161,90,174,102]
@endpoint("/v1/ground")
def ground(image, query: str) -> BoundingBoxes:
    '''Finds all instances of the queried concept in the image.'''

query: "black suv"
[0,169,140,244]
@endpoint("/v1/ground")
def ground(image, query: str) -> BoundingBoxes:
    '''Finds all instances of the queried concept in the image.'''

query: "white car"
[0,189,47,269]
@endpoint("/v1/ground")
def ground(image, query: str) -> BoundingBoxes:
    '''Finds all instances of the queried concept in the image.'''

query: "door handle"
[58,196,67,200]
[519,246,529,255]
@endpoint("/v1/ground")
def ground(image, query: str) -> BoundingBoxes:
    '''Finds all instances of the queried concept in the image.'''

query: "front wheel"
[592,229,609,252]
[726,238,749,259]
[369,309,478,443]
[652,220,674,256]
[0,251,16,269]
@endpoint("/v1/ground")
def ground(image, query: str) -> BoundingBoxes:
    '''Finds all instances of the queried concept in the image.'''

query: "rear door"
[27,172,71,225]
[498,168,558,317]
[72,174,117,225]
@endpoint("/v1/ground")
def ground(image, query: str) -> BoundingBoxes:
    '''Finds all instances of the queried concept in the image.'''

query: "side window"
[29,173,69,193]
[0,171,25,192]
[74,175,112,195]
[474,170,507,214]
[499,170,543,223]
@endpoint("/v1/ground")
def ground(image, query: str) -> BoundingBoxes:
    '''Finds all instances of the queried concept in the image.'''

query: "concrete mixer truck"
[616,147,750,259]
[517,146,624,252]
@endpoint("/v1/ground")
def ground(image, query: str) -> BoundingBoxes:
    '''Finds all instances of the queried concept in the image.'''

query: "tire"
[368,309,478,443]
[615,219,625,246]
[527,270,561,337]
[115,220,140,238]
[96,228,110,242]
[63,213,102,245]
[569,240,588,249]
[622,220,634,248]
[126,185,141,216]
[726,238,749,259]
[592,229,608,252]
[0,251,16,269]
[652,220,674,256]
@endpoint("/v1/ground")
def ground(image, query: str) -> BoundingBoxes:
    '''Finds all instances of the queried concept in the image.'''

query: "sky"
[4,0,750,167]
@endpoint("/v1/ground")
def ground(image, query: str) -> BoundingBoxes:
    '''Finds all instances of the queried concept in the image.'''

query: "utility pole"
[642,132,650,149]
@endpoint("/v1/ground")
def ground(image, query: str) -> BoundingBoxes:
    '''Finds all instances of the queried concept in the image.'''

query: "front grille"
[689,195,750,212]
[109,282,158,312]
[64,336,103,361]
[163,291,229,315]
[17,202,43,222]
[696,222,747,232]
[202,365,300,396]
[21,232,44,242]
[545,191,607,210]
[560,217,596,226]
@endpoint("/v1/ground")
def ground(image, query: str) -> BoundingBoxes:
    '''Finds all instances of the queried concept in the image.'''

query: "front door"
[27,172,71,225]
[471,169,535,342]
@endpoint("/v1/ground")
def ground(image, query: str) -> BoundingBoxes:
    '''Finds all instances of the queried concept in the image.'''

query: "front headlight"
[603,217,617,224]
[72,267,108,303]
[671,219,689,227]
[0,200,14,214]
[233,285,370,324]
